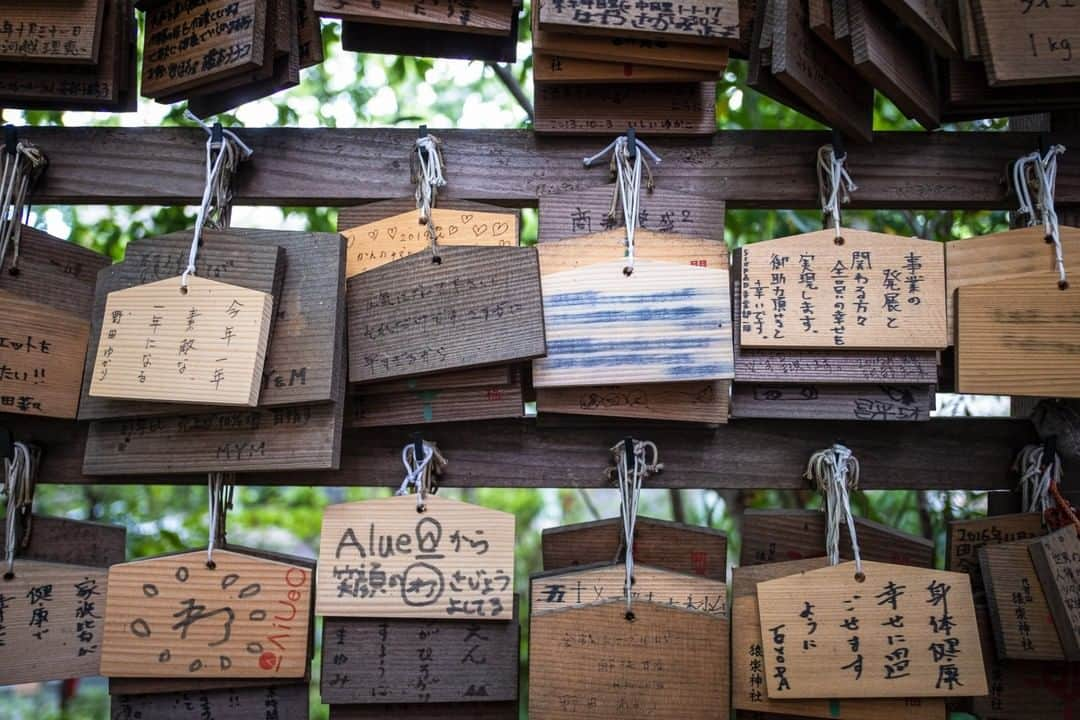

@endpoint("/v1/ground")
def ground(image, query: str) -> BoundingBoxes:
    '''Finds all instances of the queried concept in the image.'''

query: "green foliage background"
[1,9,1010,719]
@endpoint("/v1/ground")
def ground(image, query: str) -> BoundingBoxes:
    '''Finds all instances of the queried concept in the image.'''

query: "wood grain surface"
[111,682,310,720]
[533,81,718,135]
[0,0,105,63]
[537,0,739,45]
[542,516,728,580]
[330,702,518,720]
[731,382,933,420]
[0,226,111,317]
[808,0,853,60]
[297,0,323,66]
[338,199,521,235]
[0,515,126,568]
[533,53,718,83]
[1028,527,1080,660]
[315,0,512,35]
[353,365,512,395]
[536,380,729,424]
[734,347,939,383]
[530,562,727,616]
[347,376,523,427]
[971,0,1080,85]
[878,0,958,56]
[341,15,518,62]
[946,512,1046,595]
[537,188,725,243]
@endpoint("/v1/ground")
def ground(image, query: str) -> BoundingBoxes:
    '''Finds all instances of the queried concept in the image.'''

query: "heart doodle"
[492,222,509,236]
[448,225,459,236]
[460,214,474,224]
[472,224,488,236]
[386,227,396,239]
[367,230,378,241]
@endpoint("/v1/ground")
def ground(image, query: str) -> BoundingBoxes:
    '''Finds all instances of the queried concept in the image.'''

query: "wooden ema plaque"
[946,512,1046,594]
[0,515,126,568]
[528,599,728,720]
[533,53,718,83]
[979,537,1066,661]
[1029,527,1080,660]
[352,365,512,394]
[536,381,729,424]
[533,81,717,135]
[88,275,274,407]
[534,230,733,387]
[770,0,874,143]
[731,382,933,421]
[542,516,728,581]
[943,59,1080,121]
[757,560,987,698]
[297,0,323,67]
[348,373,523,427]
[317,495,516,620]
[739,509,935,568]
[338,198,520,236]
[321,609,520,703]
[945,226,1080,341]
[341,14,518,62]
[748,0,830,126]
[343,206,519,278]
[971,0,1080,85]
[734,347,938,384]
[537,0,739,45]
[0,560,109,684]
[330,702,518,720]
[112,682,310,720]
[879,0,958,57]
[956,275,1080,398]
[530,563,727,617]
[809,0,854,60]
[0,0,105,63]
[739,229,948,350]
[536,188,726,244]
[732,559,945,719]
[532,0,729,71]
[346,245,545,384]
[315,0,513,35]
[101,549,313,678]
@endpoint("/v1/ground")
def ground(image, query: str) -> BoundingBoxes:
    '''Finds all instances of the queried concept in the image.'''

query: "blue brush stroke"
[547,337,713,353]
[545,288,700,306]
[543,353,717,369]
[547,306,716,323]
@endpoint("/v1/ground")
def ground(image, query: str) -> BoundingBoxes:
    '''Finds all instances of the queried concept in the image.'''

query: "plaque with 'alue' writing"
[89,275,274,407]
[0,0,106,63]
[347,245,545,383]
[315,0,513,35]
[317,495,516,620]
[101,549,313,678]
[757,561,987,698]
[740,229,948,350]
[946,512,1046,594]
[111,682,310,720]
[732,559,946,720]
[538,0,740,45]
[0,560,110,685]
[530,563,727,617]
[1029,527,1080,660]
[342,206,519,278]
[529,600,728,720]
[321,611,520,703]
[972,0,1079,85]
[956,275,1080,398]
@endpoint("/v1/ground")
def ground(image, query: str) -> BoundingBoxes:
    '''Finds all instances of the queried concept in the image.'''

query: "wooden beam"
[27,415,1033,490]
[20,127,1080,210]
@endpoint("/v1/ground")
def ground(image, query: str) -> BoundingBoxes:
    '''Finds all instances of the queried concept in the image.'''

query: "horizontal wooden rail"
[23,416,1034,491]
[23,127,1080,210]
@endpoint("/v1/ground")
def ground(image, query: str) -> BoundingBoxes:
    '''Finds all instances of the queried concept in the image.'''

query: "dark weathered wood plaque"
[536,380,730,424]
[1029,527,1080,660]
[341,13,518,62]
[980,537,1066,661]
[879,0,958,57]
[537,0,739,45]
[111,682,310,720]
[946,512,1046,594]
[321,612,520,703]
[315,0,513,35]
[0,514,126,567]
[731,382,934,420]
[348,377,523,427]
[330,702,518,720]
[534,81,718,135]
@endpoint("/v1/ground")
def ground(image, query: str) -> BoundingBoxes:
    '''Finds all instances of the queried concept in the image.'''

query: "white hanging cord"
[1014,443,1060,515]
[1036,145,1068,288]
[412,134,447,259]
[397,439,447,512]
[3,442,36,578]
[0,133,47,272]
[206,472,234,568]
[805,443,863,577]
[180,111,253,288]
[610,438,662,618]
[1012,151,1039,228]
[816,145,856,242]
[584,134,661,276]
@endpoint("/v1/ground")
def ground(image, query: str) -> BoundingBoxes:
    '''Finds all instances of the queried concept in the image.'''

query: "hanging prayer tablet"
[321,601,520,703]
[731,559,946,719]
[100,549,313,678]
[536,381,729,424]
[756,560,986,698]
[533,82,718,135]
[317,495,516,620]
[739,229,948,350]
[537,0,740,45]
[979,537,1066,661]
[0,514,126,567]
[971,0,1080,85]
[348,371,524,427]
[0,0,106,64]
[1028,527,1080,660]
[315,0,514,35]
[946,512,1046,593]
[297,0,323,67]
[530,563,727,617]
[341,15,519,62]
[878,0,958,57]
[533,53,718,83]
[330,703,519,720]
[528,600,729,720]
[537,188,726,244]
[542,516,728,580]
[111,682,310,720]
[346,245,545,383]
[88,275,274,407]
[730,382,934,421]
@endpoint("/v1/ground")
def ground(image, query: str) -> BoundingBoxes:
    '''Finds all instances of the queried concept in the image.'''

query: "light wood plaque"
[971,0,1080,85]
[1028,527,1080,660]
[740,229,948,349]
[757,560,987,698]
[536,380,729,423]
[101,549,313,678]
[946,512,1046,593]
[530,563,727,617]
[314,0,513,35]
[342,206,518,277]
[88,275,274,406]
[537,0,739,45]
[0,0,106,64]
[317,495,516,620]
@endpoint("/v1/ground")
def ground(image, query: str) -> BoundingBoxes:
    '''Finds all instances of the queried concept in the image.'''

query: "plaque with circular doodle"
[100,549,312,678]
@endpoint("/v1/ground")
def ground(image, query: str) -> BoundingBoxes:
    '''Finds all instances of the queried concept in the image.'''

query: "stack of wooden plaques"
[0,0,138,112]
[80,229,348,475]
[137,0,323,116]
[338,199,533,427]
[531,0,737,134]
[332,0,521,62]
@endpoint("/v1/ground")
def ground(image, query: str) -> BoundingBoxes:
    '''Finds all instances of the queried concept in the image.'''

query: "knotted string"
[206,472,234,568]
[584,134,661,276]
[412,134,446,260]
[0,137,46,273]
[1013,146,1069,289]
[397,440,447,512]
[610,438,662,618]
[816,145,856,242]
[180,111,253,289]
[1015,443,1080,534]
[3,442,37,578]
[805,443,863,576]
